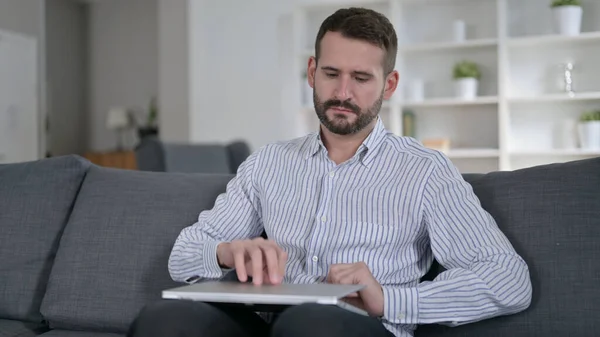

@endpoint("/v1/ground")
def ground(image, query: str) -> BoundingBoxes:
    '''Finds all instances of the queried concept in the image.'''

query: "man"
[127,7,532,337]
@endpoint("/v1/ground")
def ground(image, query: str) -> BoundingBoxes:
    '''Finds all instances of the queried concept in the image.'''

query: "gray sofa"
[1,154,598,337]
[134,136,251,174]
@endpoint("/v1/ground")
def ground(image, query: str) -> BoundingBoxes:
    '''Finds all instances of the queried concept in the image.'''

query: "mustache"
[323,99,360,114]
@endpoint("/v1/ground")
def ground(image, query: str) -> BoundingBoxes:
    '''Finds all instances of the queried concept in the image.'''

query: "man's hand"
[216,237,287,285]
[326,262,384,317]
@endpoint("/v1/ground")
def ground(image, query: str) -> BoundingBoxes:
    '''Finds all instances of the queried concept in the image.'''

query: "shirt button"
[312,256,318,262]
[397,313,405,319]
[329,171,335,177]
[321,216,326,222]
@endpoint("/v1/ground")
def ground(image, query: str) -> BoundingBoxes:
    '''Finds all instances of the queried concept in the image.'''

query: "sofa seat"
[0,319,47,337]
[37,331,122,337]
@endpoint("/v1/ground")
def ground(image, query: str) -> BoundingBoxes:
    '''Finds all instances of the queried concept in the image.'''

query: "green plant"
[453,61,481,80]
[580,110,600,122]
[147,96,158,126]
[551,0,581,8]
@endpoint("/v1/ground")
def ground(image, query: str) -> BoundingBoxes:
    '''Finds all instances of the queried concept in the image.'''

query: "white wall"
[87,0,158,151]
[0,0,46,158]
[188,0,328,151]
[45,0,88,156]
[158,0,190,143]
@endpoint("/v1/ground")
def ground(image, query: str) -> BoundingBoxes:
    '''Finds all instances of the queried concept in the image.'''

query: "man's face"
[307,31,398,136]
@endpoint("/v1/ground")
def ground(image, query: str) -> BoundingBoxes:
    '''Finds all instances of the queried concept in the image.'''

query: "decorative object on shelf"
[402,110,416,138]
[406,79,425,102]
[137,96,159,140]
[106,106,134,151]
[453,20,467,42]
[422,138,450,152]
[302,71,313,107]
[578,110,600,150]
[453,60,480,100]
[562,62,575,96]
[551,0,582,36]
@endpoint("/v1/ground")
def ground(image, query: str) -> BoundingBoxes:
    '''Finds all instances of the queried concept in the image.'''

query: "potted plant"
[137,96,159,140]
[453,60,480,100]
[578,110,600,150]
[551,0,583,36]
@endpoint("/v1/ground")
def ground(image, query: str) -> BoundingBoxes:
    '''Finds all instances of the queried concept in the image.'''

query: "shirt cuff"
[202,240,226,279]
[382,285,419,324]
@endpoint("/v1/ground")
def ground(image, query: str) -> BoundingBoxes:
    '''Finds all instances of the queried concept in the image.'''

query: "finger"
[332,267,359,285]
[328,263,355,279]
[345,291,359,298]
[249,245,264,285]
[233,247,248,282]
[261,245,281,284]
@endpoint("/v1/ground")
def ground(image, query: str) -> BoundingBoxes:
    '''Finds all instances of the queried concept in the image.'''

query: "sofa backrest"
[417,157,600,337]
[135,136,251,174]
[0,155,90,324]
[39,165,235,333]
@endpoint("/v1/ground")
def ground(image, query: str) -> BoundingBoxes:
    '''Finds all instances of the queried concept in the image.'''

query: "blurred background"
[1,0,599,174]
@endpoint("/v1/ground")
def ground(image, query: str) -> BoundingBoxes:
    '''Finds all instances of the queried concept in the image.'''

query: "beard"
[313,89,383,136]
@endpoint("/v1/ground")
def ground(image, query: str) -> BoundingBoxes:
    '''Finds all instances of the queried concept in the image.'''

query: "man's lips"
[330,107,355,114]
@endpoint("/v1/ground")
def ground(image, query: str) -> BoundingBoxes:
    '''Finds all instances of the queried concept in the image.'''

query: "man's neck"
[320,120,377,165]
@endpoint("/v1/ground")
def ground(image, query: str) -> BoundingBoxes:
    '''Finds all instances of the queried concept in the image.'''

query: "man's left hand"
[326,262,384,317]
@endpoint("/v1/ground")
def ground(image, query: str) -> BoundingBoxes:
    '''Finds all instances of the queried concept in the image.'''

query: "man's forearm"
[382,252,532,325]
[168,226,228,283]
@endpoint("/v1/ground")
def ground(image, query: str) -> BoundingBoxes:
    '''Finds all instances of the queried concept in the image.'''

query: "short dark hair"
[314,7,398,75]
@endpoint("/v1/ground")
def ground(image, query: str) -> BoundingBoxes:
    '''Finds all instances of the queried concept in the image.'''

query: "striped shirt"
[168,117,532,337]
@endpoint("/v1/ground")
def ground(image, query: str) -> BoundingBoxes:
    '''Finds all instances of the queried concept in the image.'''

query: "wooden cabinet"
[84,151,137,170]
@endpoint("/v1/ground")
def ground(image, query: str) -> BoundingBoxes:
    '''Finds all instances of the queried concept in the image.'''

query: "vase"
[553,6,583,36]
[454,78,478,100]
[578,121,600,150]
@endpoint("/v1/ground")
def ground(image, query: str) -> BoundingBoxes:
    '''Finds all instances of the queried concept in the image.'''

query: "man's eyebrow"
[320,66,374,77]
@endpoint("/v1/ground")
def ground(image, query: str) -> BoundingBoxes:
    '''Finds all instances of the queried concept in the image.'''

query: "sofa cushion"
[0,155,90,323]
[0,319,47,337]
[40,166,234,333]
[417,157,600,337]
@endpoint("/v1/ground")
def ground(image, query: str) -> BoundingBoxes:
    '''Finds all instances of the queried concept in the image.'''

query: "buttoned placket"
[305,157,339,276]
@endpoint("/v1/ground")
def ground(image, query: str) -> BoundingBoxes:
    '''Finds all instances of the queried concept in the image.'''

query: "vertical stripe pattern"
[168,117,532,337]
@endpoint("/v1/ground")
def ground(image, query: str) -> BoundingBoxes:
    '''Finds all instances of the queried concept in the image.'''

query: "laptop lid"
[162,281,364,306]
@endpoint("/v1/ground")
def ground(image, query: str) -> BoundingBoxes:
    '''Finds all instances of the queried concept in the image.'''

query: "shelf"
[401,39,497,53]
[508,92,600,103]
[445,148,500,158]
[402,96,498,108]
[290,1,600,174]
[510,149,600,156]
[507,31,600,48]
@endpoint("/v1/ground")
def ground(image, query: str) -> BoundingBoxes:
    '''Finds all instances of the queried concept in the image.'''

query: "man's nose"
[334,76,351,101]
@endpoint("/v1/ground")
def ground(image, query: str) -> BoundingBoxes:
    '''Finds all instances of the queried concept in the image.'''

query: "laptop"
[162,281,369,316]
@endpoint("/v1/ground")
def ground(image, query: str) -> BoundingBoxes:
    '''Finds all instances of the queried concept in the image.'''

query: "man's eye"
[356,77,368,83]
[325,73,337,78]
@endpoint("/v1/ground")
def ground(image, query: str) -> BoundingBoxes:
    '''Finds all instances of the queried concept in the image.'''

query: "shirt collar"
[303,116,388,167]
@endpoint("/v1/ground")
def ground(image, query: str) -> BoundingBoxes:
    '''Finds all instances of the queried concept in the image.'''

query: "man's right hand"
[216,237,287,285]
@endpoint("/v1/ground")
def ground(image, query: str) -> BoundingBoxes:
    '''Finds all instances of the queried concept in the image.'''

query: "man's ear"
[307,56,317,89]
[383,70,399,100]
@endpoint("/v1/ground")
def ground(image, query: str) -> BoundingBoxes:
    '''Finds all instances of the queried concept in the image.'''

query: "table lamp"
[106,107,132,151]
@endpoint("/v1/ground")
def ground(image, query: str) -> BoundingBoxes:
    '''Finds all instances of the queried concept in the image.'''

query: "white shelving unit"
[288,0,600,173]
